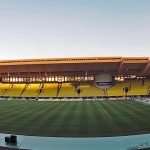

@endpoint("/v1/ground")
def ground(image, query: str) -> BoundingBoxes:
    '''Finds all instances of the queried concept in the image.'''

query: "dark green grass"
[0,100,150,137]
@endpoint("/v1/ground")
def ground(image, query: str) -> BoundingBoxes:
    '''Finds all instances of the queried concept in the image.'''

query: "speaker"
[5,135,17,144]
[10,135,17,143]
[5,136,10,143]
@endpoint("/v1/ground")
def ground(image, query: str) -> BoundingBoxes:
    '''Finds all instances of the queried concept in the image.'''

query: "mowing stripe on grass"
[0,100,149,137]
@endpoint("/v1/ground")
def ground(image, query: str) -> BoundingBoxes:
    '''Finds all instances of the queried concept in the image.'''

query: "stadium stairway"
[3,84,25,97]
[39,83,58,97]
[21,84,40,97]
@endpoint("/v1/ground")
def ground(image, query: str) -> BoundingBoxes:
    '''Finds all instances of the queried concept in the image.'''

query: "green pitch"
[0,100,150,137]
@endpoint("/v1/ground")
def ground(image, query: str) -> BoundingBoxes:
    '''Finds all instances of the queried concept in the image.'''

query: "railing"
[0,57,122,65]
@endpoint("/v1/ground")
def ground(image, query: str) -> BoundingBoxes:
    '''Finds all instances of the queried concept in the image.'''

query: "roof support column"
[140,62,150,76]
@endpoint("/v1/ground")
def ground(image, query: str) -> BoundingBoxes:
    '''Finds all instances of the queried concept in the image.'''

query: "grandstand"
[0,56,150,98]
[0,80,150,98]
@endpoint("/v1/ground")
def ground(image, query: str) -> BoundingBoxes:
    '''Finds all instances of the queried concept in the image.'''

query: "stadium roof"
[0,57,150,77]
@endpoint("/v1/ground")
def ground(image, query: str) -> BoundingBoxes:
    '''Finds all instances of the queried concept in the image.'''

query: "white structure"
[95,74,113,89]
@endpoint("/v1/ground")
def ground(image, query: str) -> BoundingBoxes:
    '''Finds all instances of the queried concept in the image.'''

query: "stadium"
[0,0,150,149]
[0,56,150,150]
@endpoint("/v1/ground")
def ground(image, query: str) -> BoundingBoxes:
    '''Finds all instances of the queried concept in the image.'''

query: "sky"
[0,0,150,60]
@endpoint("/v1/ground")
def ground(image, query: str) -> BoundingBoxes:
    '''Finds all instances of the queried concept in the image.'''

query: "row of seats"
[0,80,150,97]
[108,79,150,96]
[0,83,104,97]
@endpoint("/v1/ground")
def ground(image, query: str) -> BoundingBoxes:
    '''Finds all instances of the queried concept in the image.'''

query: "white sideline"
[134,98,150,105]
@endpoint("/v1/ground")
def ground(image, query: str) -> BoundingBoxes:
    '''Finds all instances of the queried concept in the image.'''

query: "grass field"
[0,100,150,137]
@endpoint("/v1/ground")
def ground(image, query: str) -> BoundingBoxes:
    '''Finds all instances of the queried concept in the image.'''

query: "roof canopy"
[0,57,150,77]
